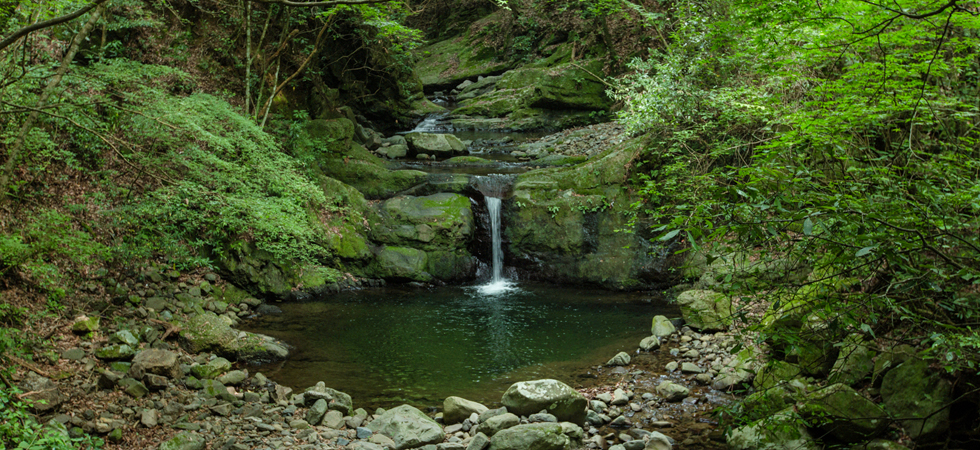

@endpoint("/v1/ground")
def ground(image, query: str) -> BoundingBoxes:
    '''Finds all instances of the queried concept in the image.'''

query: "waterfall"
[410,113,451,133]
[475,175,516,295]
[487,196,504,284]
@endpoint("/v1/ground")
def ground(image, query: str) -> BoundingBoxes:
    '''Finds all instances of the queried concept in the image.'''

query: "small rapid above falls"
[474,174,516,295]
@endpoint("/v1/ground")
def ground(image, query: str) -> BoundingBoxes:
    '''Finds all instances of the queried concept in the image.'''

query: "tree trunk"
[0,1,108,203]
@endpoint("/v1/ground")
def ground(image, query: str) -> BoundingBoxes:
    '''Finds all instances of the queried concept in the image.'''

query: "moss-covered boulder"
[416,17,515,88]
[675,289,733,331]
[405,132,466,156]
[727,409,820,450]
[371,193,474,251]
[736,382,806,424]
[871,344,916,388]
[426,249,478,282]
[828,334,877,386]
[318,143,428,200]
[178,311,289,363]
[753,360,803,391]
[503,139,678,289]
[373,246,431,281]
[449,58,612,131]
[799,383,887,442]
[214,241,344,299]
[366,404,445,450]
[880,358,952,439]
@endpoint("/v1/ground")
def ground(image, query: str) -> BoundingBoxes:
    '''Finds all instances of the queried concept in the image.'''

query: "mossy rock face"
[694,251,812,292]
[880,358,952,440]
[373,246,431,282]
[450,59,611,131]
[318,143,428,200]
[370,193,474,251]
[214,241,343,299]
[799,383,888,442]
[416,21,515,88]
[426,249,478,282]
[502,139,677,289]
[318,177,373,261]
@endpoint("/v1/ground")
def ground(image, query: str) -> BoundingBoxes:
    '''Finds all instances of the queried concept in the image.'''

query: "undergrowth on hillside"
[613,1,980,438]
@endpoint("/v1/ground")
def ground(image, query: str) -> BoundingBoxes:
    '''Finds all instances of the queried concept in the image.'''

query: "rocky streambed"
[12,264,759,450]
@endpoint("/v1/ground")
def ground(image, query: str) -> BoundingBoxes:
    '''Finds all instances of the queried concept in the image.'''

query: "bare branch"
[0,0,110,53]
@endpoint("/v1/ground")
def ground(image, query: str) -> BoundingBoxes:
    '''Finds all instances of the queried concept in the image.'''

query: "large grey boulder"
[489,423,571,450]
[129,349,182,381]
[366,404,445,450]
[799,383,887,441]
[405,133,466,156]
[675,290,732,331]
[880,358,952,439]
[444,396,488,424]
[501,379,587,425]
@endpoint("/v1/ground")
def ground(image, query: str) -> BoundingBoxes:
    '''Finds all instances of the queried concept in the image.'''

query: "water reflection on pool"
[241,283,676,410]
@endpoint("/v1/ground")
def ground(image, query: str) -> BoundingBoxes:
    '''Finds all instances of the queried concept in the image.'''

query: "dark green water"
[242,283,675,410]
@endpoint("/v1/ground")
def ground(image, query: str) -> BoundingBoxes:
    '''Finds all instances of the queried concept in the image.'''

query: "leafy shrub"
[0,386,103,449]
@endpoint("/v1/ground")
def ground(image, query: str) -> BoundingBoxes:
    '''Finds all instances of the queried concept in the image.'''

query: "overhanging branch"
[0,0,109,53]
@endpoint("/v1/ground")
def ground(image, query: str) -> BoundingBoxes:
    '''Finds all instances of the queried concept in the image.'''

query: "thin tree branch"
[1,2,108,203]
[0,0,110,53]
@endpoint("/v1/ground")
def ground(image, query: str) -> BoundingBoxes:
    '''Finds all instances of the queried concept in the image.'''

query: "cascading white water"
[487,196,504,283]
[475,175,516,295]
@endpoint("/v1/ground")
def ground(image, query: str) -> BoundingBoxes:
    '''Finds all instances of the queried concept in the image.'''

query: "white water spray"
[476,175,516,295]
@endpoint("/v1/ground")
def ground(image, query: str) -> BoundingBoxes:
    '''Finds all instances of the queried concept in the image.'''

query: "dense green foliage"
[0,2,418,445]
[0,387,104,449]
[615,0,980,371]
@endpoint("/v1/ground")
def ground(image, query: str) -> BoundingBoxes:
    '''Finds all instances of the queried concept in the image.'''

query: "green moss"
[444,156,494,165]
[426,249,477,281]
[374,246,431,281]
[416,26,515,87]
[370,193,474,251]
